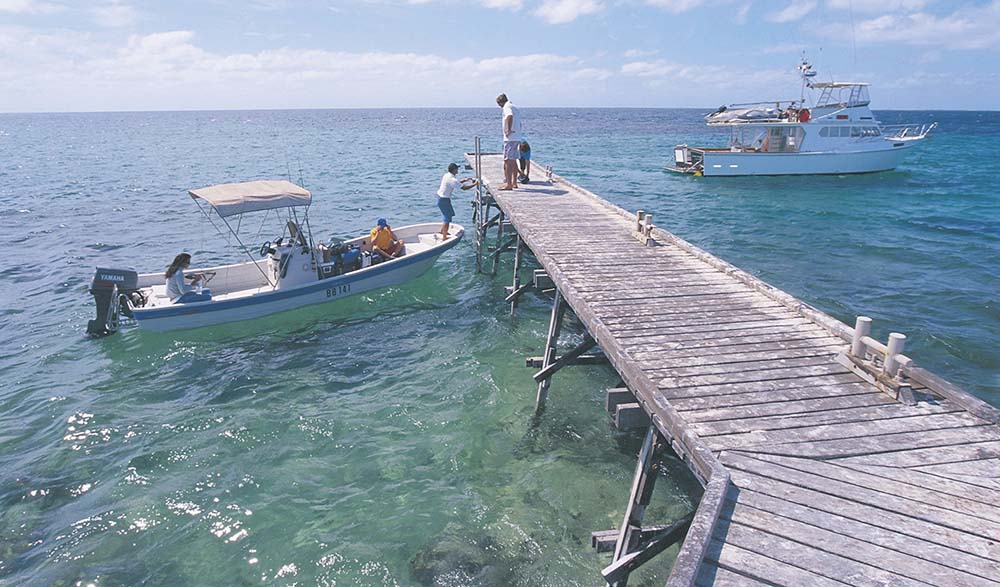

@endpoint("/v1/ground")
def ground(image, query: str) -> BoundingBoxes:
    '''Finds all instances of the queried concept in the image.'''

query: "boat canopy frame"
[188,179,317,289]
[188,180,312,218]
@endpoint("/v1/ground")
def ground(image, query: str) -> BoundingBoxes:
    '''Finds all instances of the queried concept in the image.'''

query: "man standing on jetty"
[496,93,521,190]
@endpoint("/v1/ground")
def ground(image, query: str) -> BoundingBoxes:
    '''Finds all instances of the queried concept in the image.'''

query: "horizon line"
[1,106,996,115]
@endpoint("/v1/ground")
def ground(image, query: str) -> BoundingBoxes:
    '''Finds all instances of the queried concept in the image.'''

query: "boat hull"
[682,143,915,177]
[131,228,461,332]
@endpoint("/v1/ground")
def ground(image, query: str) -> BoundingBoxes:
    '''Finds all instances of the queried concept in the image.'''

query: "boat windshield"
[814,84,870,109]
[730,126,805,153]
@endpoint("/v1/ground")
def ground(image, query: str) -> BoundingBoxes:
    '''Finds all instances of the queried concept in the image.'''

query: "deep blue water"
[0,108,997,586]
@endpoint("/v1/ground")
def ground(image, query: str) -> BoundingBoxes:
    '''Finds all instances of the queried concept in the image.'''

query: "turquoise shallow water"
[0,108,997,585]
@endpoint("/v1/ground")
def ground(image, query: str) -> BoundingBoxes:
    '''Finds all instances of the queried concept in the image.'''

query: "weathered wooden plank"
[658,362,854,396]
[723,498,1000,586]
[733,424,1000,460]
[656,355,841,383]
[704,412,987,453]
[702,538,849,587]
[561,265,725,279]
[913,459,1000,491]
[635,343,845,372]
[845,461,1000,507]
[618,323,834,349]
[681,391,892,422]
[580,284,752,304]
[608,307,802,332]
[721,457,1000,562]
[836,441,1000,468]
[663,372,864,404]
[601,303,786,326]
[571,275,741,294]
[590,292,765,313]
[723,451,1000,542]
[692,400,957,437]
[611,313,813,336]
[732,487,1000,583]
[747,426,1000,459]
[694,563,773,587]
[611,313,811,337]
[628,331,843,358]
[615,317,814,340]
[915,458,1000,478]
[746,452,1000,525]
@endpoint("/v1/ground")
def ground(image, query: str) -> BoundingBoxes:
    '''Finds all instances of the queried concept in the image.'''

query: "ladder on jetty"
[466,145,1000,587]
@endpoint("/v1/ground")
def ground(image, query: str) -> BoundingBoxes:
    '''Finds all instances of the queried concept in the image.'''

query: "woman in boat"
[165,253,211,303]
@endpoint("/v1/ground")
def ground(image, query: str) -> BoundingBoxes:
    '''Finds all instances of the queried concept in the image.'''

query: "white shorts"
[503,140,521,160]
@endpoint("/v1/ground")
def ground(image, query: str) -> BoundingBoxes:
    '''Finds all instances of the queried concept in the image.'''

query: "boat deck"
[467,153,1000,586]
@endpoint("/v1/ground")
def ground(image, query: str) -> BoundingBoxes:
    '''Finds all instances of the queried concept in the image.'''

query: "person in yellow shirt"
[369,218,404,260]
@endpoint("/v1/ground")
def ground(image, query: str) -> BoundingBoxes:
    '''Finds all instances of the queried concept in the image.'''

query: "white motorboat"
[86,180,463,334]
[667,59,936,176]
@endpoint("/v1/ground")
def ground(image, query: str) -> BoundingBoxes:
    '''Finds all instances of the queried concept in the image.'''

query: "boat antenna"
[798,52,816,104]
[848,0,857,69]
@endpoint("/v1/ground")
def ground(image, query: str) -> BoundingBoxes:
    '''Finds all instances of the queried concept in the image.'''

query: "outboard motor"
[87,267,140,336]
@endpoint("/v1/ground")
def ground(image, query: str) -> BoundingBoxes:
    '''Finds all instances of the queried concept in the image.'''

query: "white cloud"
[820,2,1000,50]
[624,48,658,58]
[766,0,816,23]
[644,0,705,12]
[825,0,928,12]
[761,42,804,54]
[482,0,523,9]
[93,1,137,27]
[734,1,751,24]
[533,0,603,24]
[0,0,60,14]
[621,58,792,92]
[0,28,615,110]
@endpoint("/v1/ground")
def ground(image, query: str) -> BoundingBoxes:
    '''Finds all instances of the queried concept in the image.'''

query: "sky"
[0,0,998,112]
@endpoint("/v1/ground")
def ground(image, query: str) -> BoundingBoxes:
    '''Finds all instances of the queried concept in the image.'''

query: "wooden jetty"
[465,146,1000,587]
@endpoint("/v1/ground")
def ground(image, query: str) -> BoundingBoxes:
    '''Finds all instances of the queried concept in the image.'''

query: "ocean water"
[0,108,997,586]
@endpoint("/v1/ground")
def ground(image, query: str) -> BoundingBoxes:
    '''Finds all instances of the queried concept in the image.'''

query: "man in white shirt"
[496,93,521,190]
[436,162,477,239]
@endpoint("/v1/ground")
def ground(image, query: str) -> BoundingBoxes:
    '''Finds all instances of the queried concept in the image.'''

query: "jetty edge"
[466,147,1000,586]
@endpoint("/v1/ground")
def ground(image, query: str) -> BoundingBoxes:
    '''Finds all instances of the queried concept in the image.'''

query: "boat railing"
[881,122,938,140]
[723,99,800,109]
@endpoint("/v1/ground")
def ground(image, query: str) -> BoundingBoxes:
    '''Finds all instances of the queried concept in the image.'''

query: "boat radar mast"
[798,53,817,103]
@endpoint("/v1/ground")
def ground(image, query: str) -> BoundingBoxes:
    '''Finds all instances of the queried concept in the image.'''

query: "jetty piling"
[466,142,1000,586]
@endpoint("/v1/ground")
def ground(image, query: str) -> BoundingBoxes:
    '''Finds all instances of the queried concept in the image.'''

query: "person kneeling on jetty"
[518,140,531,183]
[437,162,477,239]
[369,218,404,260]
[165,253,211,303]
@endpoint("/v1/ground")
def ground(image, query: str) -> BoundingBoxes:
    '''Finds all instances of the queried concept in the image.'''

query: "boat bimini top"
[188,180,312,218]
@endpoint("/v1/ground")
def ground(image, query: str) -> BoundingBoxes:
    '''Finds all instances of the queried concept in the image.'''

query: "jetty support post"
[473,136,484,273]
[535,288,566,414]
[603,424,667,586]
[509,236,525,315]
[491,210,507,276]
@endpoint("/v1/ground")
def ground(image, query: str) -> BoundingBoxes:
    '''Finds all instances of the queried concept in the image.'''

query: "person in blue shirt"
[518,140,532,183]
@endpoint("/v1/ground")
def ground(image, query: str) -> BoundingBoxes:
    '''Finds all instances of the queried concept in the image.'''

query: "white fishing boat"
[86,180,463,334]
[668,59,936,176]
